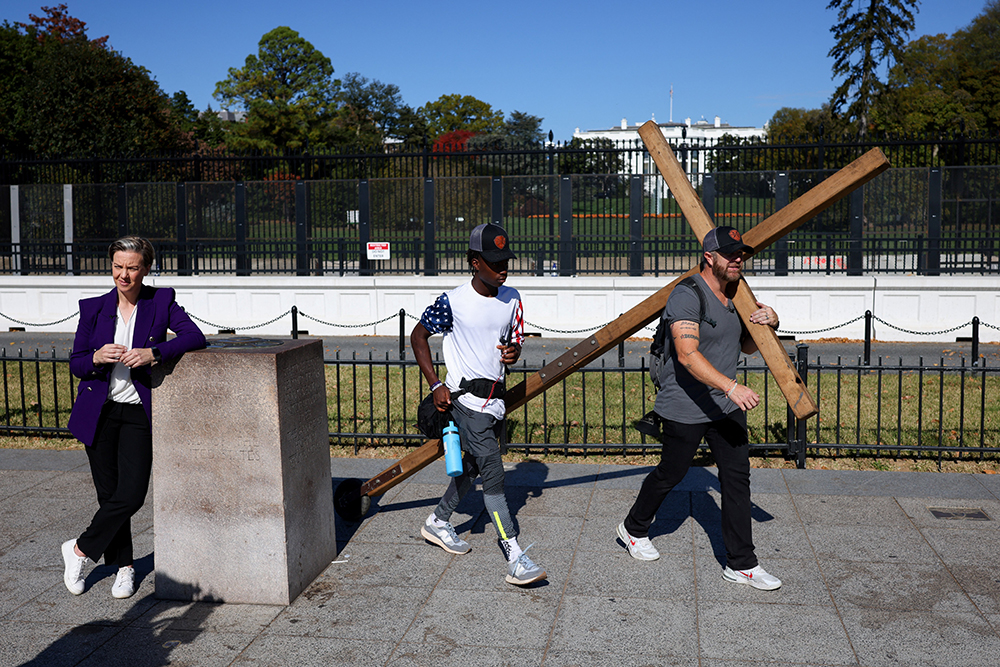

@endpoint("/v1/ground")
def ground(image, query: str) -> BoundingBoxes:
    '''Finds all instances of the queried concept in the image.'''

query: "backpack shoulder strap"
[678,276,716,328]
[650,275,718,357]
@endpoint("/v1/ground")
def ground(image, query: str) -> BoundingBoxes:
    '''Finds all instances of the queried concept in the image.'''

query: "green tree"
[191,105,232,148]
[169,91,199,135]
[558,137,624,175]
[214,26,339,152]
[335,72,407,146]
[0,22,36,154]
[505,111,545,145]
[464,110,548,177]
[874,33,968,135]
[0,5,188,158]
[392,105,429,145]
[468,110,545,149]
[766,105,843,143]
[827,0,919,137]
[419,94,505,142]
[949,0,1000,133]
[705,133,773,196]
[872,2,1000,137]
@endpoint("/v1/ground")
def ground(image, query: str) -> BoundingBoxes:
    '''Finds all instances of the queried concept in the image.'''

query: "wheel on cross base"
[334,478,371,521]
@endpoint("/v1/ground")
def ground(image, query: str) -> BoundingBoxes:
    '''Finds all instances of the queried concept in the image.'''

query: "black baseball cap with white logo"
[469,223,517,262]
[703,226,752,255]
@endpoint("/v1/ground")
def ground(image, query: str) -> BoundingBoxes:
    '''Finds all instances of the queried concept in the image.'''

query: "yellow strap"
[492,511,508,540]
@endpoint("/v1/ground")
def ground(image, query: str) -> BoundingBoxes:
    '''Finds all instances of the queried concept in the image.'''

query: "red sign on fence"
[366,242,390,260]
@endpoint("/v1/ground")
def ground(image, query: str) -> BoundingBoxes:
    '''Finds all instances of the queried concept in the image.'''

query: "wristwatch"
[151,346,162,363]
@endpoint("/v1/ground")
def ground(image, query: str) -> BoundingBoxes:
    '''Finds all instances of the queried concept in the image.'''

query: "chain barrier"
[523,319,616,335]
[298,310,401,329]
[0,311,81,327]
[778,315,866,336]
[4,304,999,341]
[871,314,973,336]
[187,309,292,332]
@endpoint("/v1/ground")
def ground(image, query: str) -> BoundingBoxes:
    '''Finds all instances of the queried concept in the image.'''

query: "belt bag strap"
[457,377,506,400]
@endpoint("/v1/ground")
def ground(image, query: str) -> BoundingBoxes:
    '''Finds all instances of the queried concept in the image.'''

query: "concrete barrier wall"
[1,275,997,343]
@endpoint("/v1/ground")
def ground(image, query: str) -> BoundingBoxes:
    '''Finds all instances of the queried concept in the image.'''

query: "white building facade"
[573,116,767,181]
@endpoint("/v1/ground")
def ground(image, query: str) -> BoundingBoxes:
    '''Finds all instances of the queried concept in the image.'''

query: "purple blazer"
[67,285,206,446]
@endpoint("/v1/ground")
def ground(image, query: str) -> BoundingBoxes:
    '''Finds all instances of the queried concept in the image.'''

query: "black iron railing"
[3,344,998,468]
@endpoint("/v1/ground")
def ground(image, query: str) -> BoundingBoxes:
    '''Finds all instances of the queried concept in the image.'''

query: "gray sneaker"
[420,515,470,554]
[506,549,547,586]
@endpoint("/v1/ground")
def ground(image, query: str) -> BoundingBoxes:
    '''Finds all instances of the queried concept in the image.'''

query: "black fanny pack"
[415,377,506,440]
[455,377,506,400]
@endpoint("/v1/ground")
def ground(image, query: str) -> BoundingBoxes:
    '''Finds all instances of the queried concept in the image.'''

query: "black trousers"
[624,413,757,570]
[77,401,152,568]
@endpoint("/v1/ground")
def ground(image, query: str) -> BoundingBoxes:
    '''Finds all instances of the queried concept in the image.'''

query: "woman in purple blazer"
[61,236,205,599]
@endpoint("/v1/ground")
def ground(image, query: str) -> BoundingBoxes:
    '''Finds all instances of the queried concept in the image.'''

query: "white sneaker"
[505,544,546,586]
[617,522,660,561]
[723,565,782,590]
[420,514,470,555]
[111,566,135,599]
[61,539,90,595]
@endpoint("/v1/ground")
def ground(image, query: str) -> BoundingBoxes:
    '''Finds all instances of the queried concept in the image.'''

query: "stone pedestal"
[151,338,335,605]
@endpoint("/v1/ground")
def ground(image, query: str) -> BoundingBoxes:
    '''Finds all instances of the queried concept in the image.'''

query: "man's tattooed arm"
[668,318,735,394]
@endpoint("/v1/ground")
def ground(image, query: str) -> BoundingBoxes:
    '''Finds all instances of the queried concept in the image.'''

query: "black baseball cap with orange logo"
[702,226,752,255]
[469,223,517,262]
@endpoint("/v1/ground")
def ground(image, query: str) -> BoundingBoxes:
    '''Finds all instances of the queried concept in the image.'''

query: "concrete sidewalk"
[2,449,1000,666]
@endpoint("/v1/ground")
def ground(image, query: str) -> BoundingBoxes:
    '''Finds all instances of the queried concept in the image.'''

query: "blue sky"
[3,0,990,141]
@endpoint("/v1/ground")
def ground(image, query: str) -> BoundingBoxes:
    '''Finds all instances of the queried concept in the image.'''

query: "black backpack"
[649,276,716,389]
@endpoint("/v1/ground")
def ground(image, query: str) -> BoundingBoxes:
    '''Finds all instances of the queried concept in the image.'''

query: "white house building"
[573,115,767,182]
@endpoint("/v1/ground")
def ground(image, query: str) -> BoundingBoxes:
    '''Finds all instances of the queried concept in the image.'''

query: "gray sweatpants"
[433,401,517,542]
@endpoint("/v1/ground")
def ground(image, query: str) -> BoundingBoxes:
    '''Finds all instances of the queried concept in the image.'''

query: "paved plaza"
[3,448,1000,666]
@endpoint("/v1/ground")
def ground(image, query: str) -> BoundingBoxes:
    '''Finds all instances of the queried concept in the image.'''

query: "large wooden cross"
[333,122,890,519]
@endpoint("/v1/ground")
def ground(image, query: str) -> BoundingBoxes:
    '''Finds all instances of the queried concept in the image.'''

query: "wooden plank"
[743,148,889,251]
[363,267,699,499]
[360,439,443,497]
[505,266,699,411]
[639,121,819,418]
[732,280,817,418]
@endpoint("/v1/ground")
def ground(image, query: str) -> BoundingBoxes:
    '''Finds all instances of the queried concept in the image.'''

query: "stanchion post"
[399,309,406,360]
[795,343,810,469]
[972,316,980,366]
[864,310,872,366]
[291,306,298,339]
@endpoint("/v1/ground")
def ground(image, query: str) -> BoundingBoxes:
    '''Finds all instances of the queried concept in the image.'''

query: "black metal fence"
[4,131,1000,278]
[6,164,1000,278]
[4,344,998,468]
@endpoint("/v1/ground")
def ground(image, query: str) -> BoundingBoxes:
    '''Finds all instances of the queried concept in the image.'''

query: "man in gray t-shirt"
[654,272,744,423]
[617,226,785,591]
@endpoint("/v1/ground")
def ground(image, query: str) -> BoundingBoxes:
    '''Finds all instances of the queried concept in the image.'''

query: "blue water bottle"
[443,421,463,477]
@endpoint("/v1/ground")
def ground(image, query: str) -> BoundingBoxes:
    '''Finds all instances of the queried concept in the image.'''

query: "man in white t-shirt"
[411,223,546,586]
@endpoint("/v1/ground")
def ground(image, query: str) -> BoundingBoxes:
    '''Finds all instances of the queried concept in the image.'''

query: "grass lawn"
[2,358,999,473]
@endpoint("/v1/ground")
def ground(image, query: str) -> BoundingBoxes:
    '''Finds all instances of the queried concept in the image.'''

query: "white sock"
[501,537,522,562]
[428,512,448,527]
